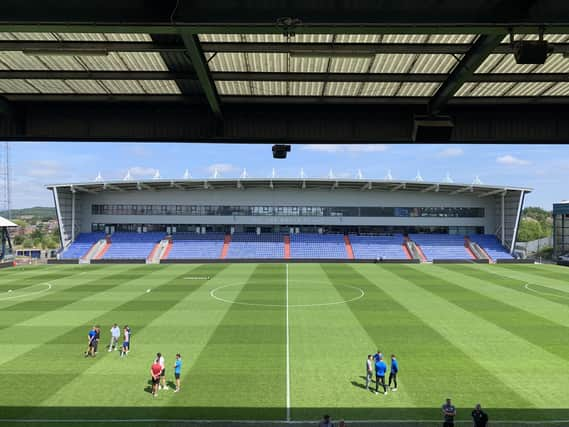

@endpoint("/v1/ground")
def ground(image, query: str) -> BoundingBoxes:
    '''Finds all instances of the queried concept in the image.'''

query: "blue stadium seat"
[349,234,406,259]
[167,232,225,259]
[226,233,284,258]
[102,232,164,260]
[289,233,347,259]
[469,234,513,260]
[61,232,105,259]
[409,234,470,261]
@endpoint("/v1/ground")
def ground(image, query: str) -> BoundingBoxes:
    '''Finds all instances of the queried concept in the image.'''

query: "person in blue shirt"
[85,326,97,357]
[373,349,383,362]
[173,353,182,392]
[388,354,399,391]
[374,356,388,395]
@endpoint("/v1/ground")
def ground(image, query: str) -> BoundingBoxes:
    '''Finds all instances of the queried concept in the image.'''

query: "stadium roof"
[2,1,569,143]
[46,179,531,196]
[0,216,17,227]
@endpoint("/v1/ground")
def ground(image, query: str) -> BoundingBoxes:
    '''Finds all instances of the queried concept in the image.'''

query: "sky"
[3,142,568,210]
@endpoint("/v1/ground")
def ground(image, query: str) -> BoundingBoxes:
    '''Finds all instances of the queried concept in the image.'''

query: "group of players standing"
[366,350,398,395]
[85,324,130,357]
[150,352,183,397]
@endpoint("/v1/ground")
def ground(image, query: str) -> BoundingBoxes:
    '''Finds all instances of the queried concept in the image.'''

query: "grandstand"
[0,215,16,264]
[48,178,529,263]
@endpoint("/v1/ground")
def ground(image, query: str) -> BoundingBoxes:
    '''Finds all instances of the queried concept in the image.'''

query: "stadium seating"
[61,232,105,259]
[167,233,225,259]
[103,232,164,259]
[408,234,470,261]
[226,233,284,258]
[469,234,513,260]
[290,233,347,258]
[349,234,407,259]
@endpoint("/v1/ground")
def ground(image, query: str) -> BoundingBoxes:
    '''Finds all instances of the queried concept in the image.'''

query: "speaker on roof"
[412,115,454,142]
[513,40,548,64]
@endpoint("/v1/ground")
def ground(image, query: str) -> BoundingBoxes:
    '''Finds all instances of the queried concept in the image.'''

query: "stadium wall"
[76,188,496,229]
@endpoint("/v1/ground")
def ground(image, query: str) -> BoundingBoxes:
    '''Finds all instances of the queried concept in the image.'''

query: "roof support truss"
[178,32,222,119]
[429,34,506,114]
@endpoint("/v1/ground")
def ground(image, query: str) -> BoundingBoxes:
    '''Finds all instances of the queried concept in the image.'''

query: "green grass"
[1,263,569,426]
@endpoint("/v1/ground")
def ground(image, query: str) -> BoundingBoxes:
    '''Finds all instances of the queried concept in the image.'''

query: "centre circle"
[209,280,365,307]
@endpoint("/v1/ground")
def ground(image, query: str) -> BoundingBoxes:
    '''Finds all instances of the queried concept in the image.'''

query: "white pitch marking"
[524,283,569,300]
[285,263,291,422]
[0,283,52,301]
[0,419,568,425]
[184,276,210,280]
[209,282,365,308]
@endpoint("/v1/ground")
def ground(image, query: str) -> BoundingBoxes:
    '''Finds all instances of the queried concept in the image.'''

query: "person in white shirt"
[365,354,373,390]
[157,352,167,390]
[109,323,121,352]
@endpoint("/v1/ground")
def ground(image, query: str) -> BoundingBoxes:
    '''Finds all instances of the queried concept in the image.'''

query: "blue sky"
[6,142,568,209]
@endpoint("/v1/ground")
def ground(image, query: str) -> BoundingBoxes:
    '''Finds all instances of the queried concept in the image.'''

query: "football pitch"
[2,262,569,426]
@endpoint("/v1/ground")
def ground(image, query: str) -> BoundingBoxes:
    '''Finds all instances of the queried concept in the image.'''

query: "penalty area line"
[2,419,569,425]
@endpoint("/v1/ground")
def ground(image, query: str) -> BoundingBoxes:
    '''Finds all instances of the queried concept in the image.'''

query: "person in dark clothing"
[442,398,456,427]
[471,403,488,427]
[388,354,398,391]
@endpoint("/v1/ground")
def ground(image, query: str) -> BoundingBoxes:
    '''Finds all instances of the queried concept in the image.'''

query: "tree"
[517,218,543,242]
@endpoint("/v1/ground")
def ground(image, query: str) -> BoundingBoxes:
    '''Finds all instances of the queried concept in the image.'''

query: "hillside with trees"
[517,206,552,242]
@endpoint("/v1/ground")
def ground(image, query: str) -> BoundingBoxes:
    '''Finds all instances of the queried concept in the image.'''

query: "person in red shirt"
[150,359,162,397]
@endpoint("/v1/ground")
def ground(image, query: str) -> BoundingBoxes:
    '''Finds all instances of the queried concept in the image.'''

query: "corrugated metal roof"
[506,82,554,96]
[369,54,416,73]
[0,51,170,72]
[324,82,362,96]
[411,54,460,73]
[328,56,372,73]
[101,80,146,94]
[0,78,178,94]
[208,52,247,72]
[27,79,75,94]
[0,79,38,93]
[250,81,287,95]
[215,80,250,95]
[360,82,400,96]
[290,56,328,73]
[397,82,440,96]
[456,82,515,96]
[335,34,381,43]
[65,80,108,94]
[138,80,181,94]
[0,32,152,42]
[477,53,569,73]
[289,81,324,96]
[247,53,288,72]
[0,51,48,69]
[501,34,569,43]
[199,34,477,44]
[544,82,569,96]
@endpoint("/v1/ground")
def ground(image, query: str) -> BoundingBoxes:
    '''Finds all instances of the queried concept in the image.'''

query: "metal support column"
[501,192,506,245]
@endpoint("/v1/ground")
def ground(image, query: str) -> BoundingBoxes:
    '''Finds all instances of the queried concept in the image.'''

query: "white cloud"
[25,160,67,178]
[438,147,464,158]
[301,144,388,153]
[127,166,157,178]
[205,163,238,175]
[496,155,530,166]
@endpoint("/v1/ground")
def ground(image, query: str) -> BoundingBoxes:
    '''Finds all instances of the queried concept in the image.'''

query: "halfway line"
[285,263,291,422]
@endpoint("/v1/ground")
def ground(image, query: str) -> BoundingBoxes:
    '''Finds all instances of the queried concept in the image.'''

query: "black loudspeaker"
[514,40,548,64]
[272,144,291,159]
[412,115,454,142]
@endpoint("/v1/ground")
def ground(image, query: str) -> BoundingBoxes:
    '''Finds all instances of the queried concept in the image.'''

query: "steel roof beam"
[429,34,506,114]
[179,32,222,119]
[0,70,196,80]
[3,71,569,83]
[5,41,569,55]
